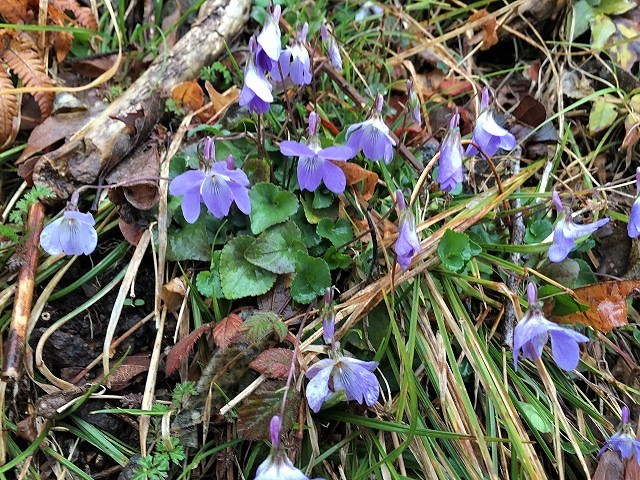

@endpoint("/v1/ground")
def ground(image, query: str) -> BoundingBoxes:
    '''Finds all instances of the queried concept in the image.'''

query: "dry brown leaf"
[204,81,239,113]
[2,32,54,119]
[335,162,379,200]
[551,280,640,333]
[51,0,98,31]
[468,9,499,51]
[165,323,213,376]
[0,64,19,151]
[52,31,73,63]
[249,348,295,379]
[592,450,624,480]
[0,0,28,24]
[160,276,187,313]
[172,80,204,112]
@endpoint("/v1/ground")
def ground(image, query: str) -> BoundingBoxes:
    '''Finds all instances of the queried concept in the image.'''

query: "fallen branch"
[28,0,251,200]
[2,202,45,382]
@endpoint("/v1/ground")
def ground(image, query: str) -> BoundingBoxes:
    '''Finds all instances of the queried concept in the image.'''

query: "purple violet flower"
[465,88,517,157]
[513,282,589,371]
[548,191,610,263]
[280,112,354,193]
[305,355,379,413]
[254,416,313,480]
[255,4,282,75]
[346,93,396,163]
[629,167,640,238]
[394,191,421,271]
[239,36,274,115]
[321,25,342,71]
[272,23,311,86]
[437,111,464,192]
[169,140,251,223]
[407,79,421,126]
[598,407,640,465]
[40,202,97,256]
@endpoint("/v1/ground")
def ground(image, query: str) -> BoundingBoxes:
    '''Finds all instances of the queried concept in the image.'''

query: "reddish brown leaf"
[439,79,473,97]
[551,280,640,333]
[593,450,624,480]
[52,31,73,63]
[0,65,19,151]
[160,276,187,313]
[335,162,379,200]
[513,95,546,128]
[212,313,243,351]
[165,323,213,376]
[172,80,204,112]
[0,0,28,24]
[2,32,54,119]
[249,348,295,379]
[104,354,151,391]
[626,457,640,480]
[52,0,98,31]
[468,9,498,51]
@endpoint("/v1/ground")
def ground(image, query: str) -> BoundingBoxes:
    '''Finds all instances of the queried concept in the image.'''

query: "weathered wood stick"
[2,202,45,382]
[30,0,251,200]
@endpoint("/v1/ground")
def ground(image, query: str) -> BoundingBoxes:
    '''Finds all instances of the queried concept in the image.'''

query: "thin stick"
[2,202,45,382]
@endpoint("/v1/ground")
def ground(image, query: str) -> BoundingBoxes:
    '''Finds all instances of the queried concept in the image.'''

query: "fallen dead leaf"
[550,280,640,333]
[160,276,188,313]
[335,162,379,200]
[212,313,243,352]
[173,80,204,112]
[166,323,213,376]
[468,9,499,51]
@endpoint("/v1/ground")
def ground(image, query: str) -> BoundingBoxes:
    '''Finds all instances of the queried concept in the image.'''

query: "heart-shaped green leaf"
[244,222,307,274]
[249,183,299,234]
[291,253,331,304]
[220,236,277,299]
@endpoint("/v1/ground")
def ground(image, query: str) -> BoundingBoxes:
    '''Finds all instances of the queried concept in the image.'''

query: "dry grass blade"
[0,65,19,151]
[1,32,54,119]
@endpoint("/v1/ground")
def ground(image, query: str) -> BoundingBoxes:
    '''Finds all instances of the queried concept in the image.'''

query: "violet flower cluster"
[394,190,421,271]
[548,191,609,263]
[466,88,516,157]
[254,416,321,480]
[305,295,380,413]
[346,93,396,163]
[272,23,312,86]
[599,406,640,465]
[40,196,98,256]
[628,167,640,238]
[169,137,251,223]
[279,112,354,193]
[513,282,589,371]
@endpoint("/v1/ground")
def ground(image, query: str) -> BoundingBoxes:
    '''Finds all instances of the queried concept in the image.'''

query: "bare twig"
[2,201,45,382]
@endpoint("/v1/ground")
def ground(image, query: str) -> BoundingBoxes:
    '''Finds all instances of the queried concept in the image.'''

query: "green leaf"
[538,285,589,316]
[291,210,322,247]
[249,183,299,234]
[196,261,223,299]
[517,401,552,433]
[588,98,618,134]
[324,246,352,270]
[569,0,596,39]
[219,236,277,299]
[590,14,616,50]
[166,216,210,261]
[243,157,271,185]
[241,311,288,343]
[291,253,331,304]
[437,229,482,273]
[312,188,334,209]
[244,222,307,274]
[524,219,552,244]
[597,0,636,15]
[317,217,354,247]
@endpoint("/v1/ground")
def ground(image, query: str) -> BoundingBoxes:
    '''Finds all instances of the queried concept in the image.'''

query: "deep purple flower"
[272,23,311,86]
[346,93,396,163]
[437,111,464,192]
[255,5,282,75]
[320,25,341,71]
[407,79,421,126]
[280,112,354,193]
[513,282,589,371]
[305,355,379,413]
[169,143,251,223]
[394,191,421,271]
[629,167,640,238]
[40,206,97,256]
[240,37,274,114]
[598,407,640,465]
[548,191,610,263]
[254,416,312,480]
[465,88,517,157]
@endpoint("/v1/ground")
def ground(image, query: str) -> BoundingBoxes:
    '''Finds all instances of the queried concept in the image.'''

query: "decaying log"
[30,0,251,200]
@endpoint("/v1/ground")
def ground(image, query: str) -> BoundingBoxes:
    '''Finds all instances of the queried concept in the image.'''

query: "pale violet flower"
[40,204,97,256]
[355,1,384,22]
[254,416,318,480]
[346,93,396,163]
[169,138,250,223]
[272,23,311,86]
[240,36,274,114]
[598,407,640,465]
[548,191,610,263]
[628,167,640,238]
[513,282,589,371]
[394,190,421,270]
[407,79,421,126]
[320,25,342,71]
[280,112,354,193]
[255,4,282,75]
[437,111,464,192]
[466,88,516,157]
[305,354,379,413]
